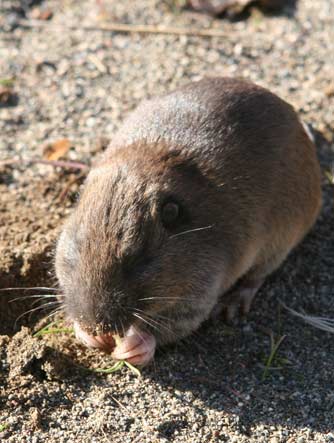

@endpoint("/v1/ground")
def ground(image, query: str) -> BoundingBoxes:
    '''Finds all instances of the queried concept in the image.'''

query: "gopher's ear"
[173,160,206,183]
[174,159,218,191]
[160,149,214,184]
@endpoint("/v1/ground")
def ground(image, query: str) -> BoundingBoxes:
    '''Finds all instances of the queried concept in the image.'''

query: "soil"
[0,0,333,442]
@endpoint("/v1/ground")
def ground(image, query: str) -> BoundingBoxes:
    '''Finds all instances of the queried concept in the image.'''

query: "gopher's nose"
[81,286,124,321]
[73,321,116,352]
[93,308,125,334]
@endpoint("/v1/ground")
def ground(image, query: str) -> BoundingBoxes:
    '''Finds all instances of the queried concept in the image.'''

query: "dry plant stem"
[18,19,229,38]
[325,170,334,185]
[0,157,89,171]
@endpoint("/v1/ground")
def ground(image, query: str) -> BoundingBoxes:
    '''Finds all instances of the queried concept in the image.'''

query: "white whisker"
[132,313,163,335]
[138,296,196,302]
[282,303,334,333]
[14,301,61,326]
[9,294,59,303]
[120,318,126,339]
[42,308,63,322]
[133,310,181,339]
[133,307,171,323]
[0,287,57,292]
[31,297,57,308]
[131,324,150,349]
[169,224,214,239]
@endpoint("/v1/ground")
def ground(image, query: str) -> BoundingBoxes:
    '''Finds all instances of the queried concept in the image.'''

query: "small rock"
[325,85,334,98]
[0,87,18,107]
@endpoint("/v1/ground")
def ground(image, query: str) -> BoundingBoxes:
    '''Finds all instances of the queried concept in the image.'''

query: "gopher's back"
[109,77,321,245]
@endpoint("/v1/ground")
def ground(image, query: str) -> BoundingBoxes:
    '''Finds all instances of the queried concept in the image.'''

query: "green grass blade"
[34,321,74,337]
[94,360,141,376]
[33,321,57,337]
[94,361,125,373]
[124,361,142,377]
[0,78,15,87]
[262,335,286,381]
[35,327,74,337]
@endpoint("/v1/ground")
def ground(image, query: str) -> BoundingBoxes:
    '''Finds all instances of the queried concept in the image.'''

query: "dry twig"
[18,19,228,38]
[0,157,89,171]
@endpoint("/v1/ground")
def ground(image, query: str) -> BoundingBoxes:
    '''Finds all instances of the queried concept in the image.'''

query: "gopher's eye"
[161,201,181,227]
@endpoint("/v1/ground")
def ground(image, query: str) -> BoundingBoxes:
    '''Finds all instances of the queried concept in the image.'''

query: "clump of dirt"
[0,155,120,422]
[4,324,106,384]
[0,166,84,335]
[4,320,123,388]
[6,327,70,381]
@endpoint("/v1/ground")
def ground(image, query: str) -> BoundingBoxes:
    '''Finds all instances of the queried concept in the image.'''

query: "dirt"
[0,0,334,442]
[0,167,82,334]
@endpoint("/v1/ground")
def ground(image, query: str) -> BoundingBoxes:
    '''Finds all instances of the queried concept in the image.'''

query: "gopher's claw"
[112,326,156,366]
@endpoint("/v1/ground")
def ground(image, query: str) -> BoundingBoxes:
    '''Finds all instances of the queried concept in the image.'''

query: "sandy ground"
[0,0,334,442]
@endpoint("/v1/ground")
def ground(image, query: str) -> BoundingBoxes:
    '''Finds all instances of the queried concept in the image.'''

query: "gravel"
[0,0,333,442]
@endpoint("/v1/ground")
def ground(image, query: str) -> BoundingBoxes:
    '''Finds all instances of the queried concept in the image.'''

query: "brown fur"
[55,77,321,345]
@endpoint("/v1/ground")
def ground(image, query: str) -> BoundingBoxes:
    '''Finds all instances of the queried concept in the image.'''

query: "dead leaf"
[43,139,72,161]
[31,8,53,21]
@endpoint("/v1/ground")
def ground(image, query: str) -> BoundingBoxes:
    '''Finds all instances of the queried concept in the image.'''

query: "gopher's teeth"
[73,323,156,365]
[113,334,122,346]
